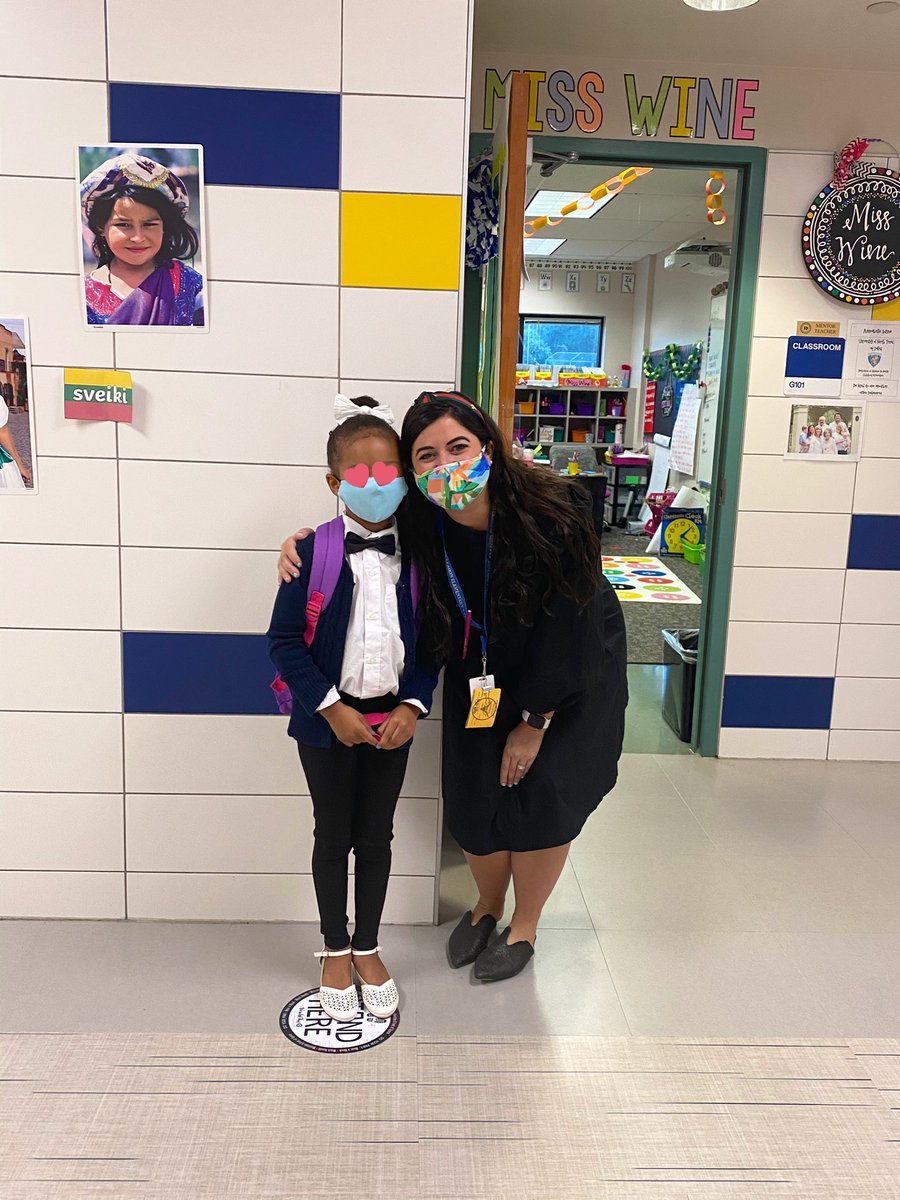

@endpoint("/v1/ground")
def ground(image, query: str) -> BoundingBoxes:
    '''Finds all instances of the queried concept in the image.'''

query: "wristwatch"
[522,709,552,731]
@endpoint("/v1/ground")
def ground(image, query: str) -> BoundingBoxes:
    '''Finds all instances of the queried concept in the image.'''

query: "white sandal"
[352,946,400,1018]
[313,946,358,1022]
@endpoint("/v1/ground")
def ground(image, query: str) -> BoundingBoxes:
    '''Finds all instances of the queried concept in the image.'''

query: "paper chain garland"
[524,165,653,237]
[642,342,703,383]
[706,170,726,226]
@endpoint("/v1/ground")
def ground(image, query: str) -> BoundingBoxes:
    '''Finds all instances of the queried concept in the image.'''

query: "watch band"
[522,709,551,731]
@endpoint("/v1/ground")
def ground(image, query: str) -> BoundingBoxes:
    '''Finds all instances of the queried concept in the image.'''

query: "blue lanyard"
[439,511,493,672]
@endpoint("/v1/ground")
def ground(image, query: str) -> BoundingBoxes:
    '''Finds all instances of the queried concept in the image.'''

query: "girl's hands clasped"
[376,703,420,751]
[321,701,379,748]
[500,722,546,787]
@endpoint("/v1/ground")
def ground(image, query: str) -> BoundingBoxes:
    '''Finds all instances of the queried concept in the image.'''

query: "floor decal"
[601,555,701,603]
[280,986,399,1053]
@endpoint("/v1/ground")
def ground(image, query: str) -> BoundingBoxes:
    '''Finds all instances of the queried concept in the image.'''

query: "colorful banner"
[643,381,656,436]
[64,368,133,422]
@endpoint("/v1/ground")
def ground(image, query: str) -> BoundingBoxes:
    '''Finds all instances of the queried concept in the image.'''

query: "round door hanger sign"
[803,167,900,305]
[280,987,399,1054]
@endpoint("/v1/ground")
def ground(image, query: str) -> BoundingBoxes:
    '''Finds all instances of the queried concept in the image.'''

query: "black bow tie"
[345,531,396,557]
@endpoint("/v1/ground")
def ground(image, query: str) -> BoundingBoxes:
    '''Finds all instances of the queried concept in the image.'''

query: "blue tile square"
[109,83,340,189]
[124,632,276,715]
[722,676,835,730]
[848,514,900,571]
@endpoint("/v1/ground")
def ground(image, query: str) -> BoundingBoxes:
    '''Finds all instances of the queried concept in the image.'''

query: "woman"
[806,426,823,455]
[798,425,815,454]
[0,394,31,489]
[80,153,203,327]
[821,426,838,455]
[279,391,627,983]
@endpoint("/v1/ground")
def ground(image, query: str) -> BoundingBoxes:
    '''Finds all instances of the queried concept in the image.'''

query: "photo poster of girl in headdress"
[76,145,207,331]
[0,317,37,494]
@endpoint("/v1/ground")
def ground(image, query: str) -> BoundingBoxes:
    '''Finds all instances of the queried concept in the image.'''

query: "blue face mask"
[337,475,408,524]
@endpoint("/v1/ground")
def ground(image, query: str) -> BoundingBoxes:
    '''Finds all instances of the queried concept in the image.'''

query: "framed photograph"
[596,272,610,293]
[565,271,580,294]
[785,403,863,461]
[621,272,636,294]
[76,144,208,331]
[538,271,552,292]
[0,316,37,493]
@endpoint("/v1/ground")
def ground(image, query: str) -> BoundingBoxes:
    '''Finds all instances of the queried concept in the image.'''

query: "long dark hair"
[88,185,200,267]
[399,392,602,662]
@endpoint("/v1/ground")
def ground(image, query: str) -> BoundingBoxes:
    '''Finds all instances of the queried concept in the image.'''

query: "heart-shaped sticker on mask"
[342,463,369,488]
[372,461,400,485]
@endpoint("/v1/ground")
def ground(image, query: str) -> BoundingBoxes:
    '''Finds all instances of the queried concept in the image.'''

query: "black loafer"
[472,927,534,982]
[447,911,497,968]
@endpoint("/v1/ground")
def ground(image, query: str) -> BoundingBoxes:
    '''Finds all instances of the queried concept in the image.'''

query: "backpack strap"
[303,515,346,648]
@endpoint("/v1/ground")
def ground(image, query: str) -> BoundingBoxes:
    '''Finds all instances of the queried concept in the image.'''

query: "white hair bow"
[333,393,396,429]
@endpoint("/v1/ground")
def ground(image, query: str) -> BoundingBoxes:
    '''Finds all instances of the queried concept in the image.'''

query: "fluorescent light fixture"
[683,0,759,9]
[524,238,566,255]
[524,190,617,220]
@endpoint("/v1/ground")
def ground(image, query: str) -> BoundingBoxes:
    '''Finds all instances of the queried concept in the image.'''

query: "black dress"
[439,515,628,855]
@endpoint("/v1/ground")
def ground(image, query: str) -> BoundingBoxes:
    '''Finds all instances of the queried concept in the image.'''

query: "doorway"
[462,134,766,755]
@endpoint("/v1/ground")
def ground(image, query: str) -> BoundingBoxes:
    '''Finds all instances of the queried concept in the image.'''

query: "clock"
[663,516,701,553]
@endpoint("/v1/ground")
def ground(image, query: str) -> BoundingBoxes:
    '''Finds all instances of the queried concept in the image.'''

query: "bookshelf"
[513,386,633,449]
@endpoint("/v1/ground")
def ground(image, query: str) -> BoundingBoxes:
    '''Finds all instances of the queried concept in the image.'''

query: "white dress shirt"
[316,514,426,713]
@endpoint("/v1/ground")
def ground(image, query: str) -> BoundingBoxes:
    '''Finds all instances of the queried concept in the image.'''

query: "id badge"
[465,686,502,729]
[468,674,495,699]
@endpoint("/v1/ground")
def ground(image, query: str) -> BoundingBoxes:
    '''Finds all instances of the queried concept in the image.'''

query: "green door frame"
[470,133,767,756]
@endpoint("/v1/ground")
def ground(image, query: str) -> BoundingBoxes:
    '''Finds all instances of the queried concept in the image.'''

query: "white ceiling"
[475,0,900,72]
[524,163,734,262]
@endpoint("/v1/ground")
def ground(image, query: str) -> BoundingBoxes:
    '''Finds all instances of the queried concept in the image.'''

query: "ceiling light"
[867,1,898,12]
[523,238,566,256]
[524,190,617,221]
[683,0,759,9]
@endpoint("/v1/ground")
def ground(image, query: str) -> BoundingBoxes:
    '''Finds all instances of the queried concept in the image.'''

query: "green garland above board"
[642,341,703,382]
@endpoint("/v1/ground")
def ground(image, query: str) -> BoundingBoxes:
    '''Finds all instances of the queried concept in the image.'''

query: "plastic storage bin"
[662,629,699,743]
[574,401,594,415]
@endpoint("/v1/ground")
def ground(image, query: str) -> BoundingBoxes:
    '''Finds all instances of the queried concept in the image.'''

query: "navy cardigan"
[266,532,438,748]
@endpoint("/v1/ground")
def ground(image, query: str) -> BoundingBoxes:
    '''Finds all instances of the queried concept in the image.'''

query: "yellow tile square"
[341,192,462,290]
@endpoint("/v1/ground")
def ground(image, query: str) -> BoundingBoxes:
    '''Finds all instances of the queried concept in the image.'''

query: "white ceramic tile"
[204,187,339,285]
[0,544,120,629]
[753,276,849,338]
[121,548,277,633]
[757,213,806,279]
[117,372,336,466]
[738,453,856,514]
[0,712,123,791]
[0,274,113,367]
[6,0,107,79]
[0,794,123,870]
[0,630,121,711]
[853,458,900,515]
[747,335,788,396]
[31,366,117,458]
[725,622,839,677]
[339,379,454,428]
[832,678,900,730]
[729,567,845,624]
[741,396,795,455]
[0,79,108,178]
[342,0,470,97]
[717,727,830,759]
[0,457,119,545]
[126,870,433,922]
[828,730,900,762]
[126,794,436,875]
[341,96,467,194]
[118,460,336,550]
[763,152,835,217]
[861,402,900,459]
[114,282,338,378]
[0,178,80,274]
[837,624,900,678]
[124,714,441,797]
[0,871,124,919]
[733,511,851,569]
[842,569,900,624]
[340,289,459,382]
[108,0,341,92]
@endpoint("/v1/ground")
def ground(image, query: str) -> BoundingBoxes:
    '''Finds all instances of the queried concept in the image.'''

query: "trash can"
[662,629,700,742]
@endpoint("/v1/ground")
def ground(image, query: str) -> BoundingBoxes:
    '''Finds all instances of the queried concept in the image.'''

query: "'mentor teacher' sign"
[803,167,900,306]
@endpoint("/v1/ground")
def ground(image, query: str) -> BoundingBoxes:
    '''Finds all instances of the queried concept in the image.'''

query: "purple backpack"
[270,516,419,715]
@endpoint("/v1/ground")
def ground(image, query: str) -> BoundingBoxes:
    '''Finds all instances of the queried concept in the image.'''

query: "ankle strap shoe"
[314,946,359,1022]
[352,946,399,1019]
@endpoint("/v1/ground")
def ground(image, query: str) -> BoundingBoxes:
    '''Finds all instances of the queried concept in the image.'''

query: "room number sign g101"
[802,167,900,305]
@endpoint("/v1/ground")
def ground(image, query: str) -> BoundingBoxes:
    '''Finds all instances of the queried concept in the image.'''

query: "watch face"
[664,518,699,549]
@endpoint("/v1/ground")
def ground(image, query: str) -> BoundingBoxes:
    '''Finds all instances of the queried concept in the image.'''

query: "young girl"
[267,395,437,1022]
[79,153,204,327]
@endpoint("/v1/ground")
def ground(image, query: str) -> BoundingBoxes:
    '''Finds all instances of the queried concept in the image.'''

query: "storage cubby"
[512,386,633,449]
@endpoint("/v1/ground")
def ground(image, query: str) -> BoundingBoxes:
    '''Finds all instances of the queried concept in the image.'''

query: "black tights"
[298,741,409,951]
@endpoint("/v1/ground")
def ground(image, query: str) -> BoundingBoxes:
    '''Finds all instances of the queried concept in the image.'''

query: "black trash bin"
[662,629,700,743]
